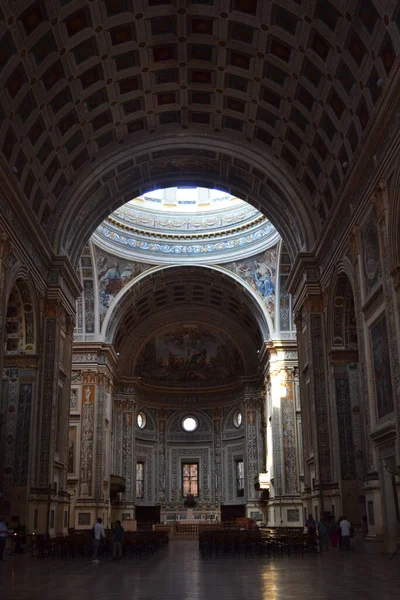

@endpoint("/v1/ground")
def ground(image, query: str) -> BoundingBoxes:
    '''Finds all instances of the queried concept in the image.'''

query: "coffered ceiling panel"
[0,0,399,252]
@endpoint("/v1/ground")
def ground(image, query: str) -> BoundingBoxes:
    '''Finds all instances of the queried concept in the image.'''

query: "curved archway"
[51,134,315,265]
[101,262,273,342]
[4,276,38,355]
[328,268,358,352]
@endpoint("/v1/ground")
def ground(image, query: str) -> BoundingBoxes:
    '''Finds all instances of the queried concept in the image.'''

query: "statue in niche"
[70,388,77,411]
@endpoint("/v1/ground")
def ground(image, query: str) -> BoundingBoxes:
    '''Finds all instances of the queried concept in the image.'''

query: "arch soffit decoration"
[116,306,259,378]
[54,135,313,265]
[102,263,272,342]
[1,1,397,264]
[327,263,358,353]
[5,275,37,355]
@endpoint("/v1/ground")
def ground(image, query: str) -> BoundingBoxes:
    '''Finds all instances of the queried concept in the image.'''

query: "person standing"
[317,518,330,551]
[112,520,124,561]
[305,514,316,541]
[0,516,10,560]
[339,516,352,551]
[92,517,106,563]
[329,517,339,549]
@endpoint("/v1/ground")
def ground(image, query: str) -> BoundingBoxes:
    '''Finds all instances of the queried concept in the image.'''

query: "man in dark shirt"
[112,520,124,560]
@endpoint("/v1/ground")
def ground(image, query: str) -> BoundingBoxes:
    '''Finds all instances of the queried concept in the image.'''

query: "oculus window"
[182,463,198,497]
[233,410,242,428]
[137,412,146,429]
[182,416,198,432]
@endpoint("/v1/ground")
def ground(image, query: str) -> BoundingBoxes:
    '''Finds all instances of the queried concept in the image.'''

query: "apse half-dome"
[133,323,245,385]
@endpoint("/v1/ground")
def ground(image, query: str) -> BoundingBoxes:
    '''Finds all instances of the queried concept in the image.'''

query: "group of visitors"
[92,517,124,563]
[305,514,353,551]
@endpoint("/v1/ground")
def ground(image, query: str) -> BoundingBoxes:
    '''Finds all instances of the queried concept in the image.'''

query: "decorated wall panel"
[361,208,382,301]
[79,385,95,496]
[281,382,298,494]
[224,443,245,504]
[14,383,33,486]
[136,444,155,504]
[68,426,78,477]
[169,447,210,503]
[369,313,394,420]
[334,377,356,480]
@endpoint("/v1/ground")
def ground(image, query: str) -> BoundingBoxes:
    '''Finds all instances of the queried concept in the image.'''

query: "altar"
[160,507,221,524]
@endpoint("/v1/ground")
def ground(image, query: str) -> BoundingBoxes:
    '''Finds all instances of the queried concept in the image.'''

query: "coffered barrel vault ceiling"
[0,1,399,260]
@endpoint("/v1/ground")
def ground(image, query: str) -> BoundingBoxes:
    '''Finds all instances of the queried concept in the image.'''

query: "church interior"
[1,0,400,593]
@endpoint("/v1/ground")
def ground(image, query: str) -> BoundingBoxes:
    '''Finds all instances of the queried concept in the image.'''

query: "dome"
[92,187,279,264]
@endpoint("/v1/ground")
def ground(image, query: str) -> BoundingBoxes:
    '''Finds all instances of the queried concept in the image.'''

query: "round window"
[233,410,242,428]
[137,412,146,429]
[182,416,198,432]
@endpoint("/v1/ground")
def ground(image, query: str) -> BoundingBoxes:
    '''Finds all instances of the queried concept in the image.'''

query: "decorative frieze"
[79,385,95,496]
[282,391,298,494]
[158,414,166,503]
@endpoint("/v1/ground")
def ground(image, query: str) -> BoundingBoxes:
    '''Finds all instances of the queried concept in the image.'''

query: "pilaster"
[262,341,302,526]
[68,343,118,529]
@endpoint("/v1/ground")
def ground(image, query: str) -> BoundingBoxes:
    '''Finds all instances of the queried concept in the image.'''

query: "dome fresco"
[92,187,280,264]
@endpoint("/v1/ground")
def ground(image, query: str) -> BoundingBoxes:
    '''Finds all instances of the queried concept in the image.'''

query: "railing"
[175,523,199,535]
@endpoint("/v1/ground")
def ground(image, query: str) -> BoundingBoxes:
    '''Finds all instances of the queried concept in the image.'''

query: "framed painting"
[370,314,394,420]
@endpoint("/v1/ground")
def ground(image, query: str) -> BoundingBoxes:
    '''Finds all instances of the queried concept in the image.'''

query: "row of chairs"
[198,530,320,558]
[34,531,169,560]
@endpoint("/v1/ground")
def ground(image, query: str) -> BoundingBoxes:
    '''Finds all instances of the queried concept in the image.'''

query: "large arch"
[0,1,396,268]
[101,262,273,342]
[51,133,313,265]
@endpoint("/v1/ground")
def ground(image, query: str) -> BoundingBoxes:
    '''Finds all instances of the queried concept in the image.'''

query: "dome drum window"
[137,412,146,429]
[233,410,242,428]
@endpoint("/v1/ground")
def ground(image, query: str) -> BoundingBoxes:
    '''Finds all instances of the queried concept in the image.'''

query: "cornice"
[72,341,118,372]
[105,213,266,239]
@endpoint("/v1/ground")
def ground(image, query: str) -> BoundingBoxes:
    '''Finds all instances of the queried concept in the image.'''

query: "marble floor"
[1,540,400,600]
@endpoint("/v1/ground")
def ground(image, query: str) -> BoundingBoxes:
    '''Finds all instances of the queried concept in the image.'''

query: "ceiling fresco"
[133,323,245,383]
[223,245,278,319]
[0,0,398,259]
